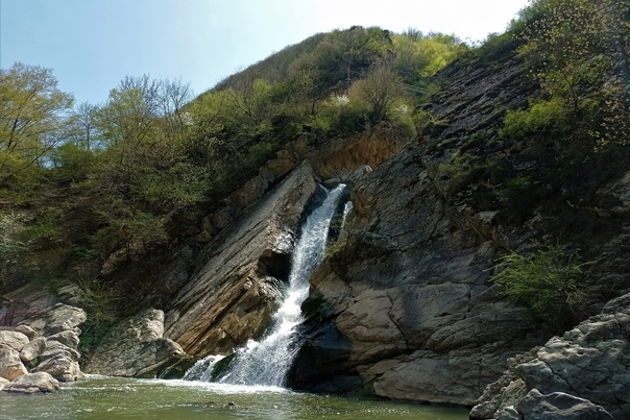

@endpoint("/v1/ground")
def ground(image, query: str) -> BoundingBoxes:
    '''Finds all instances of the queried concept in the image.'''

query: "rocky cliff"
[287,44,547,403]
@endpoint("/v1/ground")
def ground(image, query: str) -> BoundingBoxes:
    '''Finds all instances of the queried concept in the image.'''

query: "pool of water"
[0,376,468,420]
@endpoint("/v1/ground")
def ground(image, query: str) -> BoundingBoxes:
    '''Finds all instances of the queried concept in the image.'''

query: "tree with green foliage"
[0,63,73,187]
[515,0,629,151]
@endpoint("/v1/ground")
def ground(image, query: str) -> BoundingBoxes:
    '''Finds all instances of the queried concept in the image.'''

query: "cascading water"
[184,183,347,387]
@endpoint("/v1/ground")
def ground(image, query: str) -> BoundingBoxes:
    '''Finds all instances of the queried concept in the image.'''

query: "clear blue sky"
[1,0,529,105]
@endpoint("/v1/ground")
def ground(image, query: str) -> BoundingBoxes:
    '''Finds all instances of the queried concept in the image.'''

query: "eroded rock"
[2,372,60,394]
[0,345,28,381]
[471,292,630,419]
[0,330,29,352]
[19,337,47,363]
[84,308,185,377]
[47,330,80,349]
[33,341,83,382]
[515,389,613,420]
[164,162,318,356]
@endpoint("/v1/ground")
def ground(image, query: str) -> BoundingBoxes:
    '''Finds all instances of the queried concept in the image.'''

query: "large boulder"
[19,337,46,363]
[47,330,80,349]
[38,304,86,336]
[33,340,82,382]
[512,389,613,420]
[471,292,630,419]
[0,345,28,381]
[164,161,318,356]
[0,330,29,352]
[84,308,185,377]
[15,325,36,340]
[2,372,60,394]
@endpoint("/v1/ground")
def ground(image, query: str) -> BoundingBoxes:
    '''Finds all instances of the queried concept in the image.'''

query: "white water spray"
[185,184,347,386]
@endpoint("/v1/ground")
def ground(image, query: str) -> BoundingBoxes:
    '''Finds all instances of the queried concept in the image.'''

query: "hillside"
[1,0,629,418]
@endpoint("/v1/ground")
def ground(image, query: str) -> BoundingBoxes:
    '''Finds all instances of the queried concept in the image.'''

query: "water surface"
[0,377,467,420]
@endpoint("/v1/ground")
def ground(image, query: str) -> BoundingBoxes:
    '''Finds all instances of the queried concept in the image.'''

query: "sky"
[0,0,530,105]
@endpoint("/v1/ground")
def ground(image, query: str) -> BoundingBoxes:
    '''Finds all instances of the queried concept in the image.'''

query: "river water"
[0,376,467,420]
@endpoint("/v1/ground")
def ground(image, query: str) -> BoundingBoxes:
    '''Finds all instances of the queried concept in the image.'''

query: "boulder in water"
[3,372,60,394]
[84,308,185,377]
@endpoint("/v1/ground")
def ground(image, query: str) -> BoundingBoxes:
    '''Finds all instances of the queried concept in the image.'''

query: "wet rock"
[84,308,185,377]
[0,377,9,390]
[2,372,60,394]
[323,178,341,188]
[291,144,541,404]
[0,345,28,381]
[0,330,29,352]
[19,337,47,363]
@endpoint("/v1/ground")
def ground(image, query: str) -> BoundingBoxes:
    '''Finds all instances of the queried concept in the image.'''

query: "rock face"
[289,144,542,403]
[2,372,60,394]
[84,308,185,377]
[287,44,546,404]
[163,161,318,356]
[471,292,630,419]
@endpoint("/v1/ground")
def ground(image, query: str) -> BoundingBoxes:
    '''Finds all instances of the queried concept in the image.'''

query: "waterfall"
[185,184,347,387]
[340,200,353,232]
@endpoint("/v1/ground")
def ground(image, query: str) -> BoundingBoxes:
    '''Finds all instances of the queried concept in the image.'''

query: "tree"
[0,63,73,185]
[349,61,404,122]
[73,102,100,151]
[518,0,629,148]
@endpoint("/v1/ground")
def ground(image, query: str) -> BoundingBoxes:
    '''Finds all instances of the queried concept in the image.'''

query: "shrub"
[491,246,589,327]
[19,208,63,244]
[499,98,569,140]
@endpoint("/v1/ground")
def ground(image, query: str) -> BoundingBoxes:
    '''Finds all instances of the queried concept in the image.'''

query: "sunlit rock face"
[84,308,185,377]
[163,162,318,357]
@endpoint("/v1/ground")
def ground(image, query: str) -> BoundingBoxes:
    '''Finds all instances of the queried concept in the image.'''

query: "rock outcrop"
[289,143,543,403]
[287,45,545,404]
[471,292,630,419]
[84,308,185,377]
[163,161,318,356]
[0,284,86,386]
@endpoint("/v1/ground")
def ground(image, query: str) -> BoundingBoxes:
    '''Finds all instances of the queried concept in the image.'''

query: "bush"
[491,246,589,327]
[499,98,569,140]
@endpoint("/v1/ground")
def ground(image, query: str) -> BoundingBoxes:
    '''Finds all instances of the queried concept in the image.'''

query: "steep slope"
[288,42,545,403]
[288,34,630,405]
